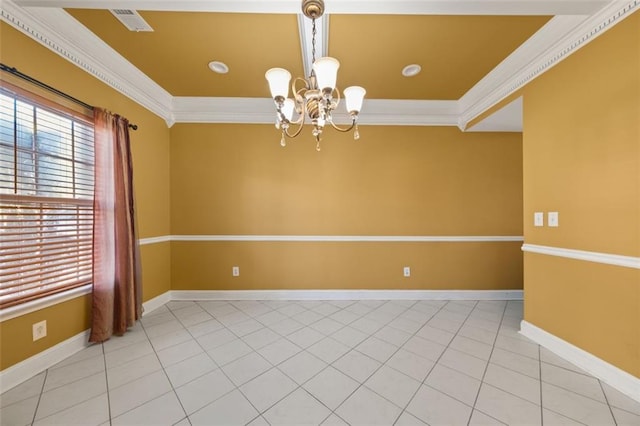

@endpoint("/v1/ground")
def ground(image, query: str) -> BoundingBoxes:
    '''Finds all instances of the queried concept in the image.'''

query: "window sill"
[0,285,92,322]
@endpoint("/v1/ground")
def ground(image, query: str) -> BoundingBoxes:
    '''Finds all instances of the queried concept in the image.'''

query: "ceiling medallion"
[265,0,366,151]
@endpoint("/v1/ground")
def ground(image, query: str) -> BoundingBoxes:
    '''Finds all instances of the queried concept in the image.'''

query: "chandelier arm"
[293,77,310,100]
[328,117,357,133]
[283,111,307,138]
[330,86,341,109]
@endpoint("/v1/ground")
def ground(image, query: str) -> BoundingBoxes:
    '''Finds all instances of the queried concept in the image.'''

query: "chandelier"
[265,0,366,151]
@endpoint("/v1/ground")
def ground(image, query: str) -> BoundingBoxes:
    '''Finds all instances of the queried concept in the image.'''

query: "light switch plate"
[534,212,544,227]
[548,212,559,227]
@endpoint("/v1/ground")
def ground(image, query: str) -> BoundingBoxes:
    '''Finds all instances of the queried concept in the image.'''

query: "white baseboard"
[142,291,172,314]
[520,320,640,403]
[0,293,172,393]
[0,330,91,393]
[171,289,523,301]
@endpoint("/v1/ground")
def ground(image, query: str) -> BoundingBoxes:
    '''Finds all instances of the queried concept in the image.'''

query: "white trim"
[170,234,524,242]
[458,0,640,129]
[142,291,171,314]
[0,330,90,392]
[0,2,174,124]
[139,235,172,246]
[0,285,92,322]
[170,97,460,127]
[171,97,276,125]
[522,244,640,269]
[12,0,607,15]
[171,289,524,301]
[137,235,525,244]
[466,97,522,132]
[4,0,636,131]
[0,292,170,392]
[343,99,459,127]
[520,320,640,403]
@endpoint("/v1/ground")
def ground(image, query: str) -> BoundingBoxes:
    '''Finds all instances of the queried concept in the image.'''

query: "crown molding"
[458,0,640,129]
[12,0,608,15]
[466,97,522,132]
[341,99,459,126]
[171,97,459,126]
[171,97,276,125]
[4,0,637,131]
[0,1,174,125]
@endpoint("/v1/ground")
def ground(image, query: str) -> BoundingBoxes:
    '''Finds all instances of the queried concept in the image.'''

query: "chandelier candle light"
[265,0,366,151]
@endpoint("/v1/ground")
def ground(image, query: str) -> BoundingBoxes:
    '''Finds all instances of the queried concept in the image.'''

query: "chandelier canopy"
[265,0,366,151]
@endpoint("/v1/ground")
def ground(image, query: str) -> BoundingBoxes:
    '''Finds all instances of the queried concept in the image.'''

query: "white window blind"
[0,87,94,309]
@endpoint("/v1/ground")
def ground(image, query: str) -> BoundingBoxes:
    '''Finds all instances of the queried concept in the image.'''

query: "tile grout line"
[7,300,635,426]
[598,379,619,426]
[167,302,269,423]
[173,300,283,422]
[272,300,381,425]
[29,369,47,426]
[259,300,416,424]
[27,369,109,424]
[319,300,425,424]
[137,312,191,425]
[539,344,544,426]
[203,299,420,424]
[101,343,113,426]
[465,300,508,426]
[390,300,479,425]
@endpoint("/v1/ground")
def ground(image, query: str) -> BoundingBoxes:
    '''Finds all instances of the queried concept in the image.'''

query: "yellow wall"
[170,124,524,290]
[0,23,172,370]
[522,12,640,376]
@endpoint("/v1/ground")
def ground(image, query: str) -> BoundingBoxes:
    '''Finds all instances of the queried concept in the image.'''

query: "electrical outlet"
[548,211,559,227]
[403,266,411,277]
[232,266,240,277]
[32,320,47,341]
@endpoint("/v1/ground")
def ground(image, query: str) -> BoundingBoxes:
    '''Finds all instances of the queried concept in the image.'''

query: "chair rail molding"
[522,244,640,269]
[140,234,524,244]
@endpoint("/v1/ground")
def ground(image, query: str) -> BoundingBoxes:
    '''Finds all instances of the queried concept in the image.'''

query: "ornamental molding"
[3,0,638,129]
[458,0,640,129]
[0,1,174,124]
[171,97,459,127]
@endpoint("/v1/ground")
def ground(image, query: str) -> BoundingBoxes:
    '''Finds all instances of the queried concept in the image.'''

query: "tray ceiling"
[68,9,549,100]
[4,0,634,129]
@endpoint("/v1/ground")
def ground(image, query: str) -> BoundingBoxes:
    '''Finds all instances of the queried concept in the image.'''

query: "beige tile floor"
[2,299,639,425]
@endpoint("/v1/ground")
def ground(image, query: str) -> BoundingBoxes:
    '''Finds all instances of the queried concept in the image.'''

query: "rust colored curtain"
[89,108,142,343]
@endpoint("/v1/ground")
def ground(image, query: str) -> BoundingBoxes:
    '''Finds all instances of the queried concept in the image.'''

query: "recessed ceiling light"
[208,61,229,74]
[402,64,421,77]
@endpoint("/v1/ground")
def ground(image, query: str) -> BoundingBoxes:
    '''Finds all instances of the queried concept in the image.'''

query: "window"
[0,86,94,309]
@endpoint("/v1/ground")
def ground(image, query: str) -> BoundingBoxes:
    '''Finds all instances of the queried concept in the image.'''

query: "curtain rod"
[0,63,138,131]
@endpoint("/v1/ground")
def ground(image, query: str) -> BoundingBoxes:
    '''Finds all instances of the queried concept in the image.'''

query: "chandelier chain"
[311,18,317,66]
[264,0,364,149]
